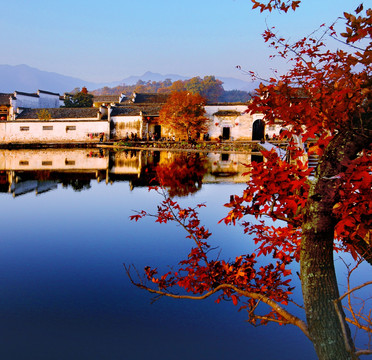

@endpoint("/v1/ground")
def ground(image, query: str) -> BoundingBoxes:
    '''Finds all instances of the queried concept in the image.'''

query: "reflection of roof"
[0,93,11,106]
[16,108,99,120]
[213,110,241,116]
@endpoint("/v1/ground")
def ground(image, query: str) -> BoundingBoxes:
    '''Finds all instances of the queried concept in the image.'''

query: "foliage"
[155,153,208,197]
[159,91,208,140]
[219,89,252,102]
[91,76,249,103]
[36,109,52,121]
[64,88,93,108]
[128,3,372,360]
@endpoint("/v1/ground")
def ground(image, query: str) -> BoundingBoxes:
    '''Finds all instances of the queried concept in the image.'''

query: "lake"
[0,147,366,360]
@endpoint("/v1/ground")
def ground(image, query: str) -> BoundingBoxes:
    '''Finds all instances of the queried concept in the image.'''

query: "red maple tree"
[159,91,208,140]
[127,3,371,360]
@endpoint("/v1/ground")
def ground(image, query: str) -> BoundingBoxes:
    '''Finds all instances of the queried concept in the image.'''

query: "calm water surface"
[0,148,346,359]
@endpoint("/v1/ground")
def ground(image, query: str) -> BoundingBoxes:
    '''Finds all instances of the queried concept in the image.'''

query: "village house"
[9,90,64,120]
[108,92,168,140]
[107,92,282,141]
[0,107,110,144]
[0,88,283,144]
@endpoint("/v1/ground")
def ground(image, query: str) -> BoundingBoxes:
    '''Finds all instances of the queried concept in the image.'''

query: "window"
[42,161,53,166]
[65,159,75,166]
[221,153,229,162]
[19,160,29,166]
[20,126,29,131]
[66,126,76,131]
[43,126,53,131]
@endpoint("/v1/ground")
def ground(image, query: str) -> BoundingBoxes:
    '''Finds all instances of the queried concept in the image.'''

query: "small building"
[109,92,168,140]
[0,107,109,144]
[9,90,63,120]
[204,103,283,141]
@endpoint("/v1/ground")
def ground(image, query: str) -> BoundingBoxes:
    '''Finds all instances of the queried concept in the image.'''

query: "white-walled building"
[9,90,63,120]
[0,107,110,144]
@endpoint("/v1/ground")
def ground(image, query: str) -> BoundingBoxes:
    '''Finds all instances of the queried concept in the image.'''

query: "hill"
[0,65,258,94]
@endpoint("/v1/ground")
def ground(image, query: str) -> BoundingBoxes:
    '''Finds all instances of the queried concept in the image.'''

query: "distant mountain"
[218,77,259,92]
[0,65,259,94]
[0,64,102,94]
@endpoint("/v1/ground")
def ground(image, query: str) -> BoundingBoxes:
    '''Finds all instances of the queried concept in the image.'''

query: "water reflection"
[0,148,261,197]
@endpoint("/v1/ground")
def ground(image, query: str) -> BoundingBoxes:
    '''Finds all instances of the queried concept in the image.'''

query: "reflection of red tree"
[155,153,207,197]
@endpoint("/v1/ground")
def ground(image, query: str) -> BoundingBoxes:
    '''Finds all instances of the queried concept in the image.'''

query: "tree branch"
[124,264,310,339]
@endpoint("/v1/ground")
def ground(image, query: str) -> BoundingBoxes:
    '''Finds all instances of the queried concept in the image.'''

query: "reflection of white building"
[203,152,258,183]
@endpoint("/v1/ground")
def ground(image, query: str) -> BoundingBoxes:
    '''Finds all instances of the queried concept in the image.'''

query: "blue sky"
[1,0,363,83]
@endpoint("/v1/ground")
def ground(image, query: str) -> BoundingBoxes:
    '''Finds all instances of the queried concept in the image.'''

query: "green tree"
[64,87,93,108]
[200,75,224,102]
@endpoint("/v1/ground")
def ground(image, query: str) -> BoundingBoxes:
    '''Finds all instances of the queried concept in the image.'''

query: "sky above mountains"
[2,0,362,83]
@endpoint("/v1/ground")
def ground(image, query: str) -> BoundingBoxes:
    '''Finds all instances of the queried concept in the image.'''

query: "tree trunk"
[301,203,354,360]
[300,127,371,360]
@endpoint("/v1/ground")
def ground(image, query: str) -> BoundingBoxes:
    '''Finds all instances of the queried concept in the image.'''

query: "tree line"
[91,75,251,103]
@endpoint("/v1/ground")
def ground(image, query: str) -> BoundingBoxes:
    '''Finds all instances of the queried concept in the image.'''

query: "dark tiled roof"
[14,91,39,98]
[16,108,99,120]
[141,105,162,116]
[110,104,163,117]
[93,95,119,103]
[0,93,11,106]
[38,90,60,96]
[213,110,241,116]
[132,93,169,104]
[110,107,142,116]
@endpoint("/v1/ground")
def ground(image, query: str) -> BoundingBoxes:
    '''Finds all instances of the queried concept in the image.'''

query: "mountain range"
[0,65,258,94]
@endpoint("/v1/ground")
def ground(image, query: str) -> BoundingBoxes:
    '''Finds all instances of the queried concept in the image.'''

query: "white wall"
[111,115,142,139]
[0,120,109,144]
[205,105,254,140]
[11,91,61,112]
[38,92,61,108]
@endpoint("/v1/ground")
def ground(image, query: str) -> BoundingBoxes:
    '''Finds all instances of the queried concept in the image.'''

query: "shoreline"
[0,140,287,153]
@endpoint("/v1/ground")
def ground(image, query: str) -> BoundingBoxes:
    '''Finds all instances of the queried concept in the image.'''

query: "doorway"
[252,119,265,141]
[222,127,230,140]
[154,125,161,140]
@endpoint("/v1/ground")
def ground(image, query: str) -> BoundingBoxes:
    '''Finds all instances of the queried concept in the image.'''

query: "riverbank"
[0,140,288,153]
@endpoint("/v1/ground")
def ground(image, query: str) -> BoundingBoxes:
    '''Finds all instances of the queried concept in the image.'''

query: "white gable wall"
[205,104,254,140]
[38,92,61,108]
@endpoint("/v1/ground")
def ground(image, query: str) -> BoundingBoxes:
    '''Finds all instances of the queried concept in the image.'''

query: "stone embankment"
[1,140,288,153]
[100,140,271,154]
